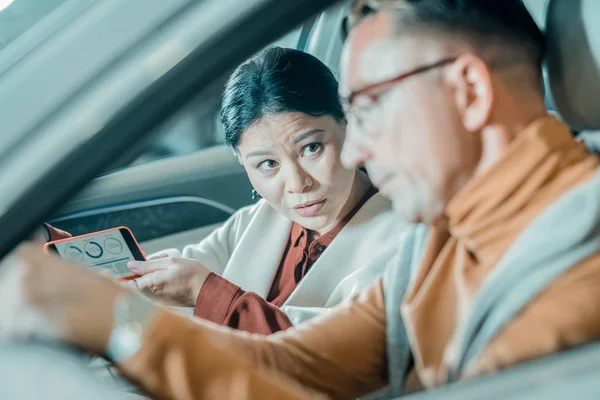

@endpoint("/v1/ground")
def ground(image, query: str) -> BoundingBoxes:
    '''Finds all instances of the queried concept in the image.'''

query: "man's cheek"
[378,145,402,171]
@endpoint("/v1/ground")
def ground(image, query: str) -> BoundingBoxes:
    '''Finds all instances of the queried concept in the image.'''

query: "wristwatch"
[106,291,156,363]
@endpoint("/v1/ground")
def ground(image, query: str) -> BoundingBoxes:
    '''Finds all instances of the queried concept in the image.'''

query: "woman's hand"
[126,257,211,307]
[29,225,49,245]
[0,244,134,354]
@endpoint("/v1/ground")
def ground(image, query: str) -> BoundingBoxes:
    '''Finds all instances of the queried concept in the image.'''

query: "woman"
[121,47,407,334]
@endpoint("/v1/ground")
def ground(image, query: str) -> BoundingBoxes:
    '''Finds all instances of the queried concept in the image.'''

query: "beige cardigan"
[164,193,411,325]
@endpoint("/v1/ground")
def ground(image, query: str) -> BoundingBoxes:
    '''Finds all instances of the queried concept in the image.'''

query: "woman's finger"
[131,269,171,294]
[148,253,169,261]
[121,279,137,289]
[127,257,173,275]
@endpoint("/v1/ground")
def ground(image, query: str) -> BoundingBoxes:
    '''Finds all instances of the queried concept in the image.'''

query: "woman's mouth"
[292,199,327,218]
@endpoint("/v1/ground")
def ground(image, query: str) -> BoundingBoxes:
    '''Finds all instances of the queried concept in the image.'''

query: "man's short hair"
[346,0,545,71]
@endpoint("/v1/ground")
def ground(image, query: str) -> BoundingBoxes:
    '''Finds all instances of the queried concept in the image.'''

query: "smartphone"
[44,226,145,280]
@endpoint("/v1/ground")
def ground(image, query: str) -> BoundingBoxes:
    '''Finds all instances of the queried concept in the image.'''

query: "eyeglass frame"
[340,57,457,131]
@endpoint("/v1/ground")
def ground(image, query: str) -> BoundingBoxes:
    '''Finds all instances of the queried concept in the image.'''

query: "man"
[3,1,600,399]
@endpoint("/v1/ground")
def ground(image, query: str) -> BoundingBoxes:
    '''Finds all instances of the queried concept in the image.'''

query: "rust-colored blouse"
[193,186,377,334]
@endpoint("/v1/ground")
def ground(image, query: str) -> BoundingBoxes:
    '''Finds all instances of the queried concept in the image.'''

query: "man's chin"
[391,198,441,225]
[391,201,419,224]
[392,200,447,226]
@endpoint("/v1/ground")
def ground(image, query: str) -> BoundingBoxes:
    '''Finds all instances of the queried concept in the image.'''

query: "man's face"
[340,13,483,224]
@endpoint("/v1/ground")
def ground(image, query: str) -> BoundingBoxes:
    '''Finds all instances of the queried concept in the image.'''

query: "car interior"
[46,0,351,257]
[46,0,551,258]
[1,0,600,398]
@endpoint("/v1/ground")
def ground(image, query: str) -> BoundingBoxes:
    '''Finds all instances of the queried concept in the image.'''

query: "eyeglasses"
[341,57,457,133]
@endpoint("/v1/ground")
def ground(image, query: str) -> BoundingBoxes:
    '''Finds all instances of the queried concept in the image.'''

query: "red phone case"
[43,226,145,280]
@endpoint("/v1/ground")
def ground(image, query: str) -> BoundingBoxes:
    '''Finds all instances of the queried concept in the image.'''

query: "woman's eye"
[258,159,279,172]
[301,143,323,157]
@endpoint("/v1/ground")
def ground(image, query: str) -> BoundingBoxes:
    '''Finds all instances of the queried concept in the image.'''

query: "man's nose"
[341,129,372,170]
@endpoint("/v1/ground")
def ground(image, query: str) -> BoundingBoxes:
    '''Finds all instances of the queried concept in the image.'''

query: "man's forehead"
[340,12,447,94]
[340,13,395,94]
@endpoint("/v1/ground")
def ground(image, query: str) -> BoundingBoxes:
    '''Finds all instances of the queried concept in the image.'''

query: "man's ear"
[444,53,493,133]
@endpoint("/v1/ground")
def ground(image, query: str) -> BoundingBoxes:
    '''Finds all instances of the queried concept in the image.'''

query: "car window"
[0,0,67,50]
[523,0,548,29]
[128,27,305,167]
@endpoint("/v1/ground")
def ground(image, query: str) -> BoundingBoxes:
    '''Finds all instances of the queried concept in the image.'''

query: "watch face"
[117,321,143,350]
[107,293,155,363]
[108,325,142,364]
[124,321,144,336]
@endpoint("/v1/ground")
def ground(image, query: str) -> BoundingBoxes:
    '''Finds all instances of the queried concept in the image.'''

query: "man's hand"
[126,257,211,307]
[0,244,135,355]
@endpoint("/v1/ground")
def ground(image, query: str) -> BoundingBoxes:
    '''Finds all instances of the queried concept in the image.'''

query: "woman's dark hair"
[221,47,345,148]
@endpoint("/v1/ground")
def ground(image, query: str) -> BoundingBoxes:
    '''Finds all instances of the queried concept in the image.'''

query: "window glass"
[130,26,305,166]
[523,0,548,30]
[0,0,67,49]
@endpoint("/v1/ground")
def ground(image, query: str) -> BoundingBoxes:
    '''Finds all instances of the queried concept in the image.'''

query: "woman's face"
[237,112,357,235]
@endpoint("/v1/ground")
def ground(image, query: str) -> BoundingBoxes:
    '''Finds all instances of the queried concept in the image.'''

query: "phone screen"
[50,228,144,277]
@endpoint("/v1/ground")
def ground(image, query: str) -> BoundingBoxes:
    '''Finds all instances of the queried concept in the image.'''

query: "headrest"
[545,0,600,131]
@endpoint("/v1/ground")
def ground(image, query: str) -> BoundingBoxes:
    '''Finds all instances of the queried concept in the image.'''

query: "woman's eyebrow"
[292,129,324,145]
[245,129,325,159]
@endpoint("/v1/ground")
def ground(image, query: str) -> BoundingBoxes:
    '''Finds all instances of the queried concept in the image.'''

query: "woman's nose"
[286,164,312,194]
